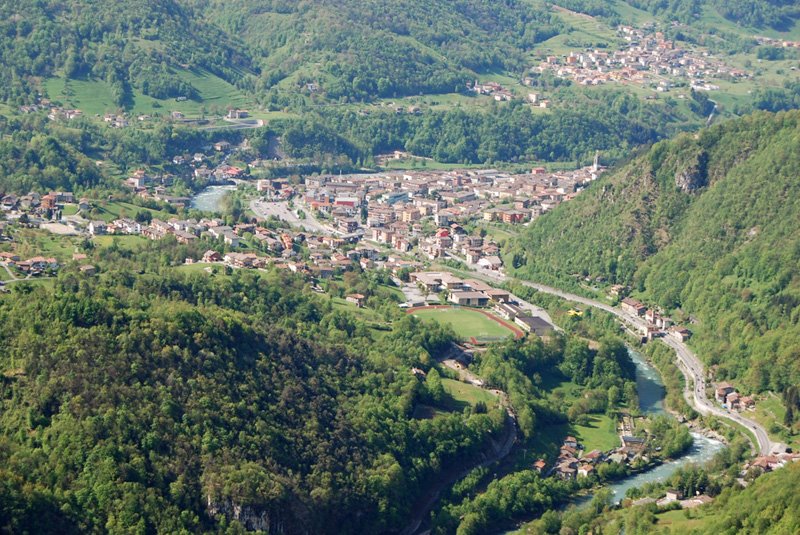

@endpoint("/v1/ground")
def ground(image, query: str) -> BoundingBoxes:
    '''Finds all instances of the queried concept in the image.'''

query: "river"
[190,185,237,212]
[601,349,725,503]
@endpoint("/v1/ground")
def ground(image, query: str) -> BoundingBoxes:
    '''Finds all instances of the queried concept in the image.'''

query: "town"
[532,24,749,93]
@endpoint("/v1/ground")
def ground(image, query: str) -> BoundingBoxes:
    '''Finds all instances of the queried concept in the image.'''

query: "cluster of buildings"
[470,80,514,101]
[541,431,652,482]
[96,216,273,249]
[1,191,83,216]
[0,252,59,276]
[714,382,756,412]
[544,436,605,480]
[742,451,800,478]
[103,113,130,128]
[631,489,714,509]
[620,297,692,342]
[301,165,601,264]
[533,25,748,91]
[755,36,800,49]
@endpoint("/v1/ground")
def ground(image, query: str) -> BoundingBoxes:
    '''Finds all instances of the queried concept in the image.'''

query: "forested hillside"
[0,257,506,533]
[196,0,563,100]
[509,110,800,393]
[4,0,798,107]
[0,1,255,106]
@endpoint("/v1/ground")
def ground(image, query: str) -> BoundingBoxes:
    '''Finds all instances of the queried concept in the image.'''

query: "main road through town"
[474,267,776,456]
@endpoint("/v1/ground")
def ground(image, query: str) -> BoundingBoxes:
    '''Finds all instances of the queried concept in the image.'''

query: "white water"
[190,185,236,212]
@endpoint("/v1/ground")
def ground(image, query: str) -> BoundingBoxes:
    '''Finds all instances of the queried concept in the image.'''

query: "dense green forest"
[508,110,800,395]
[0,251,502,533]
[0,236,647,533]
[181,0,565,100]
[277,89,689,166]
[0,1,256,106]
[557,0,800,31]
[2,0,798,108]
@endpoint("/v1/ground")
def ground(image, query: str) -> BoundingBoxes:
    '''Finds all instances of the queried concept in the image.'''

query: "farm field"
[411,306,518,342]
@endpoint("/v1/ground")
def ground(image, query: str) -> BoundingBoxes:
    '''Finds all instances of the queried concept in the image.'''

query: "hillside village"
[533,25,750,92]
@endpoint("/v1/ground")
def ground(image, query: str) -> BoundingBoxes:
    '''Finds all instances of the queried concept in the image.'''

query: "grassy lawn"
[412,307,516,342]
[441,378,498,410]
[574,414,620,452]
[92,235,149,250]
[655,507,712,532]
[175,262,221,275]
[381,158,485,171]
[61,205,80,216]
[0,268,12,281]
[44,67,255,119]
[331,296,386,323]
[94,201,175,223]
[750,392,800,450]
[377,283,405,301]
[10,229,80,262]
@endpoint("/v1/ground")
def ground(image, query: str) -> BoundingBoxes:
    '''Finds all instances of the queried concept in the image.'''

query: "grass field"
[44,67,253,119]
[574,414,620,452]
[94,201,175,223]
[655,507,712,531]
[10,229,79,262]
[381,158,486,171]
[749,392,800,451]
[92,235,149,250]
[442,378,498,410]
[412,307,516,342]
[175,262,221,275]
[61,205,80,216]
[529,413,619,459]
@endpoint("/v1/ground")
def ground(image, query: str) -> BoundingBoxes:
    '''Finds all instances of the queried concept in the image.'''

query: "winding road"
[473,267,777,456]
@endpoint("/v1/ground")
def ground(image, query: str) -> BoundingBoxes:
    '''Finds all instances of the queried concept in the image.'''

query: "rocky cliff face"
[674,150,709,192]
[207,495,282,533]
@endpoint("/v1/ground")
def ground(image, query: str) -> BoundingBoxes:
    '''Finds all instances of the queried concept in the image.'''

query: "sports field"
[411,306,520,342]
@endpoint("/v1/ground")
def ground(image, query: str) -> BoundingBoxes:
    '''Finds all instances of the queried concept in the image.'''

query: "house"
[227,109,248,119]
[213,141,231,152]
[477,256,503,270]
[554,462,576,480]
[564,436,578,448]
[583,450,604,464]
[88,221,107,236]
[174,230,197,244]
[449,291,490,307]
[79,265,97,276]
[346,294,366,307]
[532,459,547,473]
[621,297,647,316]
[715,382,735,403]
[741,396,756,409]
[670,326,692,342]
[726,392,741,409]
[577,465,595,478]
[202,250,222,263]
[665,489,683,502]
[0,195,19,210]
[515,316,555,336]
